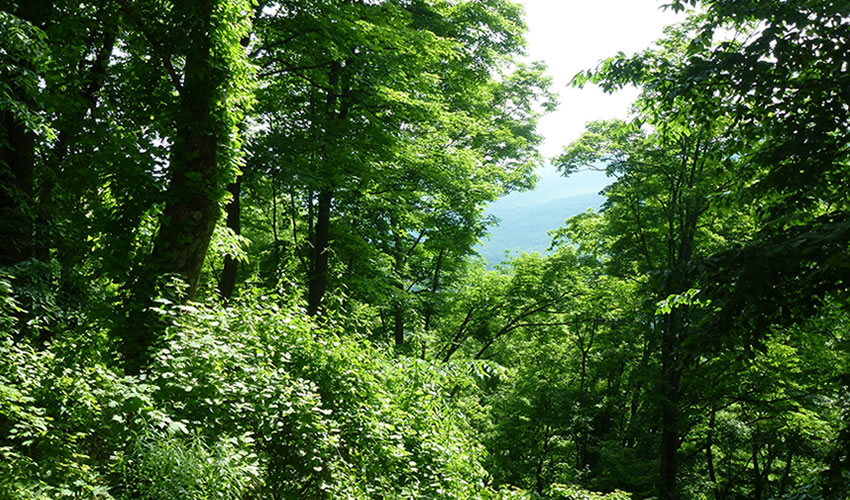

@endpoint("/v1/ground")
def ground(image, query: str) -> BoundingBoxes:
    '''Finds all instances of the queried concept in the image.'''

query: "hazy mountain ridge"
[478,168,609,266]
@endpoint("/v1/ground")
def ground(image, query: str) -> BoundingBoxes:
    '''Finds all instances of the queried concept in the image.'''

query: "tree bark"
[123,0,223,373]
[659,312,682,500]
[307,189,332,316]
[149,0,219,301]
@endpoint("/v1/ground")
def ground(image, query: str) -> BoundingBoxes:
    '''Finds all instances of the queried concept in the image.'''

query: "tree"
[0,2,51,267]
[247,0,553,331]
[556,109,743,498]
[1,0,132,342]
[566,6,850,495]
[114,0,255,371]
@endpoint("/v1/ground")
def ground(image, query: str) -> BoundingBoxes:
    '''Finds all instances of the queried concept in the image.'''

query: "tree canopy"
[0,0,848,498]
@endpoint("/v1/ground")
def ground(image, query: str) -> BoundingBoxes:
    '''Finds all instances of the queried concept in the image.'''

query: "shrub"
[119,431,260,499]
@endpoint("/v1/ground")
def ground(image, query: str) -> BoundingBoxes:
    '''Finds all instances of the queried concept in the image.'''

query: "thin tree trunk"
[272,177,280,280]
[422,247,445,333]
[441,305,476,363]
[659,313,682,500]
[536,425,552,495]
[752,439,763,500]
[707,409,720,500]
[392,227,406,349]
[778,446,793,497]
[0,0,52,266]
[625,337,651,448]
[393,306,404,347]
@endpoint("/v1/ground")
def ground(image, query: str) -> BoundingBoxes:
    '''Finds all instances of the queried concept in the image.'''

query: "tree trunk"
[535,425,552,495]
[306,60,346,317]
[123,0,222,373]
[307,189,332,316]
[778,446,793,497]
[752,439,763,500]
[422,247,445,333]
[0,111,35,266]
[0,0,52,266]
[659,313,682,500]
[393,306,404,347]
[707,409,720,500]
[150,45,219,300]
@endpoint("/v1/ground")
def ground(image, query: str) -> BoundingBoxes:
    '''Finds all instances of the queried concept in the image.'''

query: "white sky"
[519,0,683,159]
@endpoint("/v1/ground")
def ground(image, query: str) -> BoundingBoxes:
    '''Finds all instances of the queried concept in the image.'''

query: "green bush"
[119,431,259,499]
[0,275,635,499]
[143,293,489,497]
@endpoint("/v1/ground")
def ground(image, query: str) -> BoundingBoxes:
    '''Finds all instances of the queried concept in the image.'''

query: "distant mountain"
[478,167,609,266]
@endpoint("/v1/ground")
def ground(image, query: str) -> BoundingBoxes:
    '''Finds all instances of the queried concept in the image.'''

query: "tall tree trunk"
[218,176,241,299]
[150,39,219,300]
[123,0,222,373]
[0,0,52,267]
[659,312,682,500]
[307,189,332,316]
[306,60,345,317]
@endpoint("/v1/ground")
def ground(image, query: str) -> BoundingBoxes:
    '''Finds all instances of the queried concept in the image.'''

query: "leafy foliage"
[1,0,849,499]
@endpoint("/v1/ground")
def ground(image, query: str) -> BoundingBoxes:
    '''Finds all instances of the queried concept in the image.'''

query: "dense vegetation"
[0,0,848,498]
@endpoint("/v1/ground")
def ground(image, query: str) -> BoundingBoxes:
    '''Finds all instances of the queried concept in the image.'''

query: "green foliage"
[0,322,153,498]
[546,484,631,500]
[120,431,259,499]
[243,0,554,329]
[0,281,496,498]
[0,11,53,139]
[548,3,850,497]
[2,1,848,499]
[142,294,490,497]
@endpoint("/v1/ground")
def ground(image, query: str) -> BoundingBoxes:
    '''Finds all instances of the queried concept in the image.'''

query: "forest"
[0,0,848,498]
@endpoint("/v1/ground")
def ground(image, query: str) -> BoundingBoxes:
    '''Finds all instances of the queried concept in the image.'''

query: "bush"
[143,293,489,497]
[119,431,259,499]
[2,279,622,499]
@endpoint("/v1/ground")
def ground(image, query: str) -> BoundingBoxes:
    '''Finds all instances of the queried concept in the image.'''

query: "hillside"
[479,167,608,265]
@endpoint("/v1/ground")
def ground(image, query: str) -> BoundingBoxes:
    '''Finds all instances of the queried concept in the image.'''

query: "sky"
[519,0,683,159]
[479,1,685,264]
